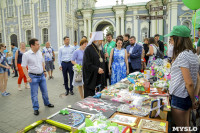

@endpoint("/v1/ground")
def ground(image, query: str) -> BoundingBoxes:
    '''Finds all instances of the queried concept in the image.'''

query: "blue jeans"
[171,95,192,111]
[29,73,50,110]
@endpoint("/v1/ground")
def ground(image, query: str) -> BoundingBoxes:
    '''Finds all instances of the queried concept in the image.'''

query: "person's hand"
[98,68,104,74]
[105,53,109,58]
[59,66,62,71]
[27,77,32,83]
[44,72,47,77]
[109,69,111,75]
[6,66,10,69]
[128,53,130,57]
[126,69,129,75]
[16,66,18,71]
[192,101,199,110]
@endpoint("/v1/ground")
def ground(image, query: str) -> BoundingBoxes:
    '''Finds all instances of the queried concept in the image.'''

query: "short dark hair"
[74,41,77,43]
[82,36,87,39]
[106,33,113,38]
[130,36,136,40]
[29,38,38,47]
[117,35,123,40]
[11,43,15,46]
[124,33,130,39]
[63,36,69,41]
[116,37,123,44]
[154,34,160,37]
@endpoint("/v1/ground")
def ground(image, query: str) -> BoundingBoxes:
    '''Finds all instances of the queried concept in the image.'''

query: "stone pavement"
[0,57,81,133]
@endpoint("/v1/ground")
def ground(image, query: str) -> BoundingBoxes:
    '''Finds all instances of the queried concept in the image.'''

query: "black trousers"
[129,63,140,73]
[12,59,18,76]
[61,62,74,92]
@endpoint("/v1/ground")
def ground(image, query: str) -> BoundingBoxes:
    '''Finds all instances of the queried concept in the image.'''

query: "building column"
[84,19,87,37]
[158,11,164,36]
[2,9,7,47]
[88,19,91,39]
[151,12,156,36]
[31,3,36,38]
[116,16,120,36]
[17,6,22,42]
[171,4,177,30]
[121,17,124,35]
[133,9,138,41]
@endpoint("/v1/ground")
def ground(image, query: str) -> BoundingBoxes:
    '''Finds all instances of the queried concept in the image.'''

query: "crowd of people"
[0,25,200,133]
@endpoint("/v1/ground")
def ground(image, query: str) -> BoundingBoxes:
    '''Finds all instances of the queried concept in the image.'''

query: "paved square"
[0,57,81,133]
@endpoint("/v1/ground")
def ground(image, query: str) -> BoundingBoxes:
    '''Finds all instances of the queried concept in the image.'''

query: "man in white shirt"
[22,38,54,116]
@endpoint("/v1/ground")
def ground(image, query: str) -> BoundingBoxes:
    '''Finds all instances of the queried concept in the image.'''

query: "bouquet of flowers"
[73,64,82,82]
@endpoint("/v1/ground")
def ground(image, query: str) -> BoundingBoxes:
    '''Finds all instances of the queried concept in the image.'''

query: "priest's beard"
[94,42,102,50]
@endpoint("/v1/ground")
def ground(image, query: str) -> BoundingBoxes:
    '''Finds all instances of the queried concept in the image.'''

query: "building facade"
[0,0,196,51]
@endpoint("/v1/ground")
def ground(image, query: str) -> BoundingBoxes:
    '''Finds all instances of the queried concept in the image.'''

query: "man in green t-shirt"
[103,33,116,85]
[197,25,200,55]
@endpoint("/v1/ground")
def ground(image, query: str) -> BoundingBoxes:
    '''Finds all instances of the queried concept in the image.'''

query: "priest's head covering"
[88,31,104,46]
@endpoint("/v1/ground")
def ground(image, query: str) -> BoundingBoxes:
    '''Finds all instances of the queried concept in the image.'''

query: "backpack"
[153,44,164,59]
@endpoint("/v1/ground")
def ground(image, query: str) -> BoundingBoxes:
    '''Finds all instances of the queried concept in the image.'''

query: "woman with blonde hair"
[71,38,88,99]
[15,42,29,90]
[0,43,10,96]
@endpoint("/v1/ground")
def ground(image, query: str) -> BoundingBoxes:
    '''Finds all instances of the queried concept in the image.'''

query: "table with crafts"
[19,60,172,133]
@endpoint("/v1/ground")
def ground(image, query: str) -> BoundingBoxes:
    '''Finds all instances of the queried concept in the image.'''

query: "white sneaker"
[18,87,22,91]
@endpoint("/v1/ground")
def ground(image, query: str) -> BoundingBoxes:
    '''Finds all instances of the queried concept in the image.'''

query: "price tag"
[167,106,171,109]
[130,123,136,126]
[160,122,166,126]
[86,115,91,118]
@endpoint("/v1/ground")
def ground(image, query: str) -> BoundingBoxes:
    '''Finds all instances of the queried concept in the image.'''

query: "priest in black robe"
[82,31,106,98]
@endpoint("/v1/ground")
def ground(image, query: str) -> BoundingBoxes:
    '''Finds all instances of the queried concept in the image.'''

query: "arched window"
[40,0,47,12]
[7,0,14,17]
[26,30,31,45]
[141,28,148,42]
[23,0,30,15]
[0,33,2,43]
[81,31,84,38]
[42,28,48,44]
[127,28,131,35]
[182,20,191,28]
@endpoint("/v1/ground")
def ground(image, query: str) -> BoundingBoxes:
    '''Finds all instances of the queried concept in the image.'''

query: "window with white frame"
[40,0,47,12]
[141,28,148,42]
[26,30,31,45]
[23,0,30,15]
[182,20,191,28]
[127,28,131,35]
[7,0,14,17]
[0,33,2,43]
[42,28,48,44]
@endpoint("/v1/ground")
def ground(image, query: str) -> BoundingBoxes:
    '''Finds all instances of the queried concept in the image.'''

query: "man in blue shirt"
[74,41,79,50]
[11,43,18,77]
[58,36,75,96]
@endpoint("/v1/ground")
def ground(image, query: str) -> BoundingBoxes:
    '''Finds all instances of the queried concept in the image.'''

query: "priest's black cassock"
[82,43,106,98]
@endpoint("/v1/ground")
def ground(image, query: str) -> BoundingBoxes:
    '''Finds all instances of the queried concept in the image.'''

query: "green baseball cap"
[164,25,191,37]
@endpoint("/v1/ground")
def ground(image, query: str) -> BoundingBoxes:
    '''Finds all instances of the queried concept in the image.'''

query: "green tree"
[106,26,114,36]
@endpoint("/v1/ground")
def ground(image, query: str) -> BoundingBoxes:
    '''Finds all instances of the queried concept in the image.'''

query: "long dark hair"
[148,37,158,47]
[172,36,196,60]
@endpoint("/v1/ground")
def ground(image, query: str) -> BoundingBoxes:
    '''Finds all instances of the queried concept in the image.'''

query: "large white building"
[0,0,196,51]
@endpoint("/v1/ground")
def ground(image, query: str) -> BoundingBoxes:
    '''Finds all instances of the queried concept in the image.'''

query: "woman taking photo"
[146,37,158,68]
[109,37,129,85]
[71,38,88,99]
[166,25,199,129]
[15,42,29,91]
[0,43,10,96]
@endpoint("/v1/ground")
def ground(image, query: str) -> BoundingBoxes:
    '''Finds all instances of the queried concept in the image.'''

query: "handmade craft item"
[79,117,127,133]
[47,108,95,130]
[134,82,145,94]
[137,118,168,133]
[117,104,149,117]
[71,97,121,118]
[111,90,134,103]
[150,96,171,111]
[110,113,139,128]
[20,120,72,133]
[60,109,69,115]
[149,99,166,120]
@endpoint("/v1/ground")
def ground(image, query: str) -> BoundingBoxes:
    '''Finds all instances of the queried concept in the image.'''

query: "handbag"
[153,44,164,59]
[75,71,82,82]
